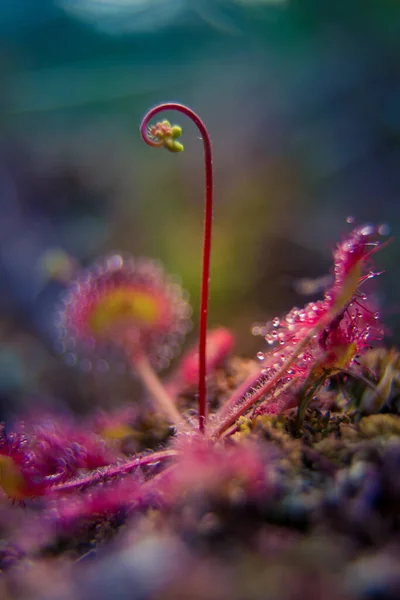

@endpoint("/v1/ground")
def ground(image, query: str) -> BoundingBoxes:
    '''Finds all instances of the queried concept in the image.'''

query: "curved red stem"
[140,103,213,434]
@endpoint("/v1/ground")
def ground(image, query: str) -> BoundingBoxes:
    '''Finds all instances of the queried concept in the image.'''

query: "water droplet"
[346,216,355,224]
[97,359,109,373]
[378,223,390,236]
[108,254,124,270]
[272,317,280,328]
[65,353,77,367]
[360,225,374,236]
[257,351,265,361]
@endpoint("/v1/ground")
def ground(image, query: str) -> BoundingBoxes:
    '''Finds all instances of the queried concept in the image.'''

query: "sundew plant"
[0,104,396,591]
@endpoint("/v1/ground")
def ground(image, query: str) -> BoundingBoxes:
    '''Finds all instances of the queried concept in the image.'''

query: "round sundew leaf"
[54,254,192,371]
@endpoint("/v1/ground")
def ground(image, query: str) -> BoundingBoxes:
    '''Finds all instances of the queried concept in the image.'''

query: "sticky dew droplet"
[378,223,390,236]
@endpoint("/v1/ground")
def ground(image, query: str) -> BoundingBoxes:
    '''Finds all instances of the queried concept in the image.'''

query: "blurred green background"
[0,0,399,415]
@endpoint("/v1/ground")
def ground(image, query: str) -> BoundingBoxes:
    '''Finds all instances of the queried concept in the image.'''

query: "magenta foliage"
[0,225,388,551]
[257,225,383,367]
[0,413,122,498]
[161,433,271,503]
[165,328,235,398]
[212,225,385,435]
[178,328,235,386]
